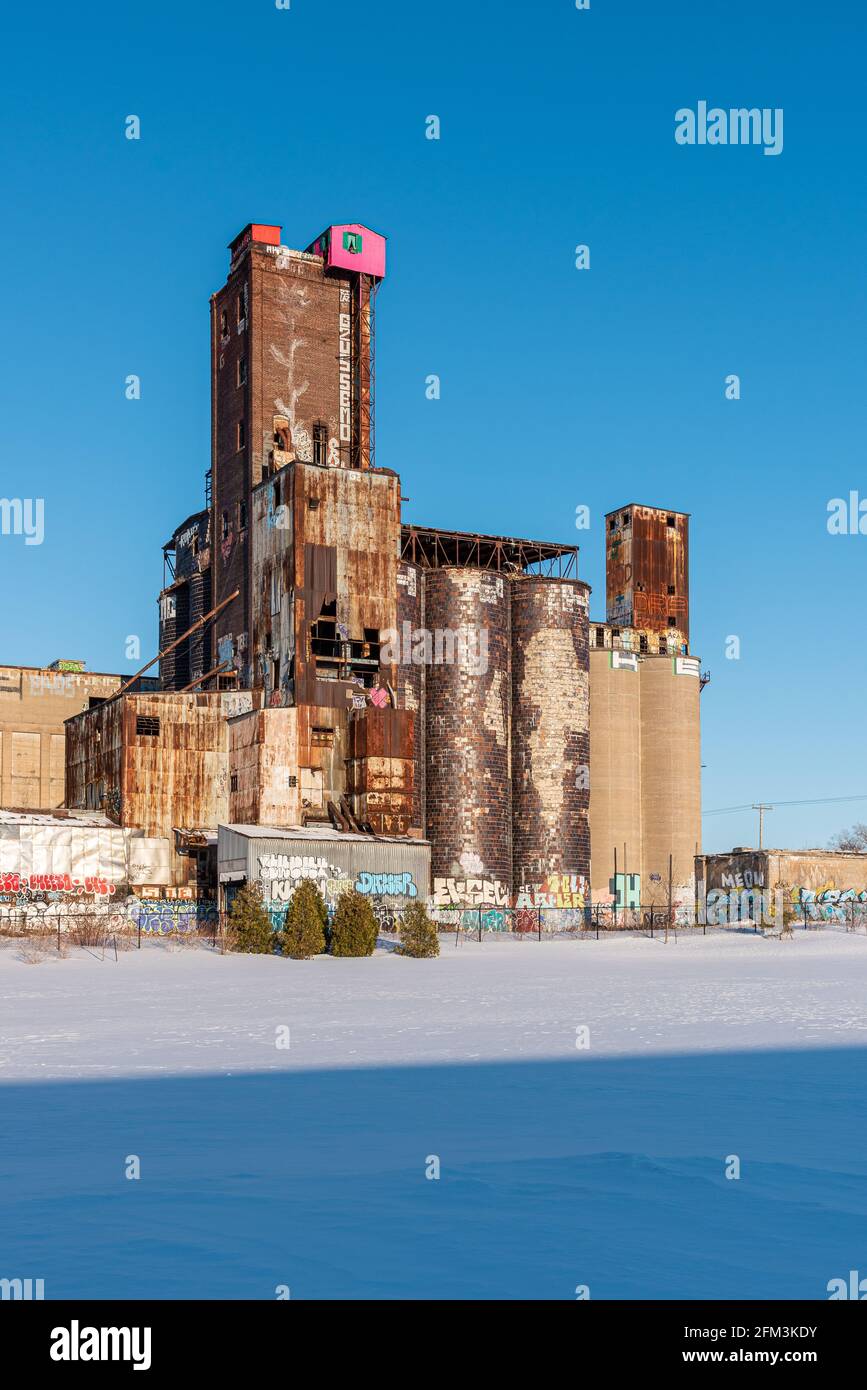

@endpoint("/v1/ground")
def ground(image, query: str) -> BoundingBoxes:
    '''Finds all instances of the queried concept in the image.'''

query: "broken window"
[238,419,246,450]
[595,627,605,648]
[666,514,675,527]
[667,584,676,595]
[313,420,327,467]
[310,602,381,686]
[239,500,247,531]
[237,294,245,324]
[221,510,229,541]
[668,616,677,627]
[136,716,160,737]
[220,309,228,335]
[237,357,247,386]
[639,634,648,653]
[622,512,631,526]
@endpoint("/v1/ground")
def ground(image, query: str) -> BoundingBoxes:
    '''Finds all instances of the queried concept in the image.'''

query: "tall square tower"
[605,504,689,640]
[209,222,386,684]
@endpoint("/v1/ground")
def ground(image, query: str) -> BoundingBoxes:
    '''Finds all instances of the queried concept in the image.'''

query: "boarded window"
[11,731,40,778]
[311,727,334,748]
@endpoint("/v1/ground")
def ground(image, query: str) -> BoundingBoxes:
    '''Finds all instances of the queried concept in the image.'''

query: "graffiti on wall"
[354,871,417,898]
[258,853,353,904]
[258,853,420,931]
[514,873,588,910]
[432,877,510,908]
[0,873,116,899]
[126,899,218,935]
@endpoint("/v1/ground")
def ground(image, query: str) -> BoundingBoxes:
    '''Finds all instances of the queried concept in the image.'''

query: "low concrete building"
[218,823,430,932]
[696,847,867,923]
[0,661,130,811]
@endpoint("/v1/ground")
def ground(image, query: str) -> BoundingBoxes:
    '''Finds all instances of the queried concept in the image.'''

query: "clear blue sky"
[0,0,864,851]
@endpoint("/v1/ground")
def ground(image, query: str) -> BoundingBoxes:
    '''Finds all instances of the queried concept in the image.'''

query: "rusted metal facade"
[511,578,591,892]
[605,504,689,640]
[65,691,258,885]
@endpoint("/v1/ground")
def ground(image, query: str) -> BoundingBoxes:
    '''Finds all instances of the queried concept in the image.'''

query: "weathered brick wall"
[211,242,356,683]
[396,561,424,830]
[424,569,512,895]
[511,578,591,894]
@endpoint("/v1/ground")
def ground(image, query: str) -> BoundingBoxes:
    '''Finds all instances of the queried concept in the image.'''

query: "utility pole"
[752,803,774,850]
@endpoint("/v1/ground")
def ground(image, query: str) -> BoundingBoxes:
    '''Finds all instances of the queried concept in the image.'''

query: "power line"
[704,794,867,818]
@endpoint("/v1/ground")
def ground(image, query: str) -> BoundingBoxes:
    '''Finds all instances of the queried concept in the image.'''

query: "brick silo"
[424,568,512,897]
[511,577,591,895]
[396,559,425,831]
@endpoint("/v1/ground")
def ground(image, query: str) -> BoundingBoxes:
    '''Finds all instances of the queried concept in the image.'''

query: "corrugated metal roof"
[0,809,116,828]
[221,822,429,846]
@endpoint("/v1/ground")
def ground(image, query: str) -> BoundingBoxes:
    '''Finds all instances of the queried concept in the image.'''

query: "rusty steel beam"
[178,662,232,693]
[112,589,240,700]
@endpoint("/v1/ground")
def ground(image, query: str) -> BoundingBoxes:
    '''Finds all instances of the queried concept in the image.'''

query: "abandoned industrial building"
[1,219,720,930]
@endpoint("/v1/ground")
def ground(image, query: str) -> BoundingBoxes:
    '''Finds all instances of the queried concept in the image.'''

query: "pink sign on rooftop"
[307,224,387,279]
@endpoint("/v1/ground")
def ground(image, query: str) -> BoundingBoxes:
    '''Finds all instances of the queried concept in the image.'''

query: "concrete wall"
[0,666,122,810]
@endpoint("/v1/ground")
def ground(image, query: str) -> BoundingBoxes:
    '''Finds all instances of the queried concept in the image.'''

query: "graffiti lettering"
[354,871,417,898]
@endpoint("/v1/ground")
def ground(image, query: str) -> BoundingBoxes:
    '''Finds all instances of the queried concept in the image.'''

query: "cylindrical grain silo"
[424,568,512,900]
[396,560,425,832]
[511,578,591,899]
[639,654,702,899]
[588,637,643,904]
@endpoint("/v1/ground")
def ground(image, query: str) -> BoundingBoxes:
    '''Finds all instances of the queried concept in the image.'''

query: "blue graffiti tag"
[353,871,417,898]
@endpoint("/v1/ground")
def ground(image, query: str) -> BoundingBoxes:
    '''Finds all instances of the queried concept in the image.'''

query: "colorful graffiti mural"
[0,873,116,897]
[126,899,219,935]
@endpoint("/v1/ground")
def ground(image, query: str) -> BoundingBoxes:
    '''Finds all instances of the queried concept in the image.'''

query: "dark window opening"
[221,510,229,541]
[313,420,327,468]
[136,715,160,737]
[311,603,381,686]
[237,294,245,324]
[237,357,247,386]
[608,517,616,531]
[239,500,247,531]
[666,514,676,527]
[595,627,605,648]
[639,634,648,653]
[667,616,677,627]
[622,512,631,526]
[667,584,676,595]
[230,772,238,793]
[88,697,106,709]
[220,309,228,335]
[272,656,280,690]
[273,477,281,507]
[238,419,246,450]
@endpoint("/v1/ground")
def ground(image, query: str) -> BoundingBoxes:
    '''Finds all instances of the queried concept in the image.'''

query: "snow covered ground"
[1,929,866,1299]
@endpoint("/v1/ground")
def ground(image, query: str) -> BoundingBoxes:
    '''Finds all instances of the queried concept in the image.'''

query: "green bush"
[281,878,328,959]
[227,882,275,954]
[398,901,440,958]
[330,889,378,957]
